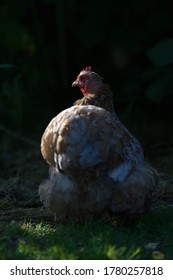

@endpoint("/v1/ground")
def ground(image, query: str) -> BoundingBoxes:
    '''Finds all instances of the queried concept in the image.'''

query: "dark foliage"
[0,0,173,143]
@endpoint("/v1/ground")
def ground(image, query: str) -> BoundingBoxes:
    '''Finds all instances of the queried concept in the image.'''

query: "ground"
[0,142,173,260]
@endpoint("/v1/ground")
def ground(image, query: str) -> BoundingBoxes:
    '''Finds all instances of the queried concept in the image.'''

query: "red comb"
[82,66,92,72]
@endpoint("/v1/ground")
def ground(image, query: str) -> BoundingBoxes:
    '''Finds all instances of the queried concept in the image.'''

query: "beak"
[72,81,79,87]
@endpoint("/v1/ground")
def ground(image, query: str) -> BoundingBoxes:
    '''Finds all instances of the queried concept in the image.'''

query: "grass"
[0,144,173,260]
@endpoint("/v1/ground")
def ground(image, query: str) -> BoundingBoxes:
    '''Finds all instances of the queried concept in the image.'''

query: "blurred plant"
[144,38,173,104]
[0,0,173,139]
[0,71,24,130]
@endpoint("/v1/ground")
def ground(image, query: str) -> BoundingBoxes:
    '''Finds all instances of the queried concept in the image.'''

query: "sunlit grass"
[0,148,173,260]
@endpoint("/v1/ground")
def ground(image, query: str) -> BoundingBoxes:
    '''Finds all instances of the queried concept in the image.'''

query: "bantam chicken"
[39,104,158,221]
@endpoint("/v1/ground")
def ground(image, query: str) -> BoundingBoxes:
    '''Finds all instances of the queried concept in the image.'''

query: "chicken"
[39,105,158,222]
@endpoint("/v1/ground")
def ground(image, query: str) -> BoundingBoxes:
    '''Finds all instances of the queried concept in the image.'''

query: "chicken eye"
[80,76,85,82]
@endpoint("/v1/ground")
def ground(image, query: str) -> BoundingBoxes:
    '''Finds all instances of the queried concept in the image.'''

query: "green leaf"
[145,73,173,103]
[0,64,16,69]
[0,22,32,51]
[147,38,173,65]
[141,66,172,81]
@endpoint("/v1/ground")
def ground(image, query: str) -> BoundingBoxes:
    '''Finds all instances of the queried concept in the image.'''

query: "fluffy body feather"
[39,105,158,221]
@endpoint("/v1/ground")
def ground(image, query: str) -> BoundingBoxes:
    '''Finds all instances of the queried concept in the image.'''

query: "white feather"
[108,161,132,183]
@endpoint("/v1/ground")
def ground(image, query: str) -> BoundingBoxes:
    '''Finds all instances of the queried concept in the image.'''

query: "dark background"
[0,0,173,153]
